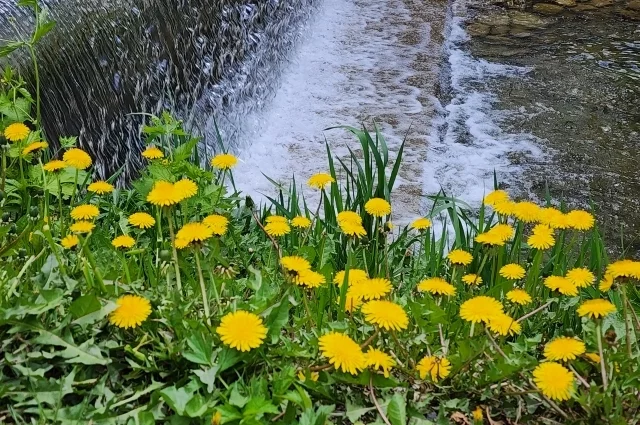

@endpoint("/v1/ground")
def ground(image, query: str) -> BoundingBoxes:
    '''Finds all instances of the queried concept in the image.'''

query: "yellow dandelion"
[493,200,517,216]
[112,235,135,249]
[43,159,67,172]
[337,211,362,226]
[506,289,532,305]
[281,256,311,273]
[460,296,503,323]
[566,210,595,231]
[174,178,198,201]
[513,201,541,223]
[528,224,555,250]
[295,269,325,288]
[475,231,505,247]
[61,235,79,249]
[487,313,521,336]
[566,267,595,288]
[22,141,48,156]
[350,278,392,300]
[364,348,396,377]
[70,221,95,234]
[291,216,312,229]
[583,353,601,363]
[318,332,367,375]
[447,249,473,266]
[462,273,483,286]
[416,355,451,382]
[544,337,586,362]
[211,153,238,170]
[364,198,391,217]
[174,222,214,248]
[70,204,99,221]
[203,214,229,236]
[216,310,267,352]
[128,212,156,229]
[539,207,570,230]
[297,370,319,382]
[417,277,456,296]
[142,146,164,159]
[473,407,483,422]
[598,272,614,292]
[333,269,368,287]
[339,221,367,238]
[265,215,288,224]
[147,181,181,207]
[87,181,114,194]
[577,299,616,319]
[63,148,92,170]
[532,362,574,401]
[361,300,409,331]
[606,259,640,280]
[411,217,432,230]
[484,189,510,206]
[544,276,578,296]
[307,173,335,189]
[265,220,291,237]
[492,224,515,241]
[109,295,152,329]
[500,263,526,280]
[3,122,30,141]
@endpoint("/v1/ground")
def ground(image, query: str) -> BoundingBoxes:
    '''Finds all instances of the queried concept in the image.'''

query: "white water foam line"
[231,0,441,224]
[423,3,544,213]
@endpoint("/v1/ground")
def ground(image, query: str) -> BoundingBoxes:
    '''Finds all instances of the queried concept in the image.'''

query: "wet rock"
[627,0,640,10]
[590,0,612,6]
[509,11,550,27]
[573,3,598,9]
[533,3,565,13]
[510,25,534,37]
[467,23,491,36]
[555,0,577,5]
[490,25,511,35]
[618,9,640,18]
[477,13,511,26]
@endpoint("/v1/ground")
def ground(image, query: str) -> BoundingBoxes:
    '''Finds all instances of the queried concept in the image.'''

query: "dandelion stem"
[568,364,590,389]
[470,322,475,338]
[369,375,393,425]
[621,284,632,357]
[360,328,380,349]
[118,250,131,288]
[484,326,509,362]
[166,207,182,292]
[596,320,608,390]
[516,300,554,323]
[439,324,447,355]
[70,169,79,206]
[194,248,211,326]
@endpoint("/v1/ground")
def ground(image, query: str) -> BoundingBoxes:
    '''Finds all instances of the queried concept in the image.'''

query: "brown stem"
[516,300,554,323]
[309,363,333,372]
[484,327,509,361]
[568,364,590,389]
[360,328,380,349]
[253,212,282,261]
[369,376,392,425]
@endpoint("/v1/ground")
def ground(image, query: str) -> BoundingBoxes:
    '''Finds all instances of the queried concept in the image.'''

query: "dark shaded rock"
[627,0,640,10]
[573,3,598,9]
[509,11,550,27]
[556,0,577,6]
[618,9,640,18]
[490,25,511,35]
[467,23,492,36]
[591,0,613,7]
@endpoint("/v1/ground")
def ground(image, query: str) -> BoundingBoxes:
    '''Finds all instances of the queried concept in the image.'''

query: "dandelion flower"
[475,232,505,247]
[142,146,164,159]
[500,264,526,280]
[340,221,367,238]
[417,277,456,296]
[22,141,48,155]
[361,300,409,331]
[544,337,586,362]
[87,180,114,194]
[265,221,291,237]
[532,362,574,401]
[411,217,432,230]
[174,222,214,248]
[539,207,570,230]
[484,189,509,206]
[566,267,595,288]
[63,148,92,170]
[506,289,532,305]
[216,310,267,352]
[577,299,616,319]
[147,181,181,207]
[462,274,483,286]
[544,276,578,296]
[350,278,392,300]
[583,353,601,363]
[61,235,79,249]
[295,269,325,288]
[211,153,238,170]
[128,212,156,229]
[598,273,614,292]
[337,211,362,226]
[109,295,152,329]
[487,313,521,336]
[203,214,229,235]
[447,249,473,266]
[4,122,30,141]
[70,204,99,221]
[513,201,541,223]
[491,224,515,241]
[333,269,368,287]
[70,221,95,234]
[281,256,311,273]
[493,200,517,216]
[43,160,67,172]
[318,332,366,375]
[606,259,640,280]
[307,173,335,189]
[473,407,483,422]
[297,370,319,382]
[342,291,364,313]
[460,296,503,323]
[416,355,451,382]
[566,210,595,231]
[364,348,396,377]
[365,198,391,217]
[265,215,288,224]
[528,224,555,250]
[174,178,198,201]
[112,235,135,249]
[291,216,312,229]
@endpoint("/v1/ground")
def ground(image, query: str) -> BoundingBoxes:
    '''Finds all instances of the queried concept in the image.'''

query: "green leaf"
[33,20,55,44]
[217,346,242,372]
[72,300,117,327]
[2,289,65,320]
[69,294,101,319]
[242,396,278,419]
[266,297,290,341]
[194,367,218,393]
[183,332,214,366]
[386,393,407,425]
[0,97,31,122]
[173,137,199,162]
[185,394,208,418]
[346,399,374,423]
[160,384,196,416]
[0,42,24,58]
[229,383,249,408]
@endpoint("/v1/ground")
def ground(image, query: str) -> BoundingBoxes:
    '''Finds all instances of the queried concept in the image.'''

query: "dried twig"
[516,300,554,323]
[369,376,392,425]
